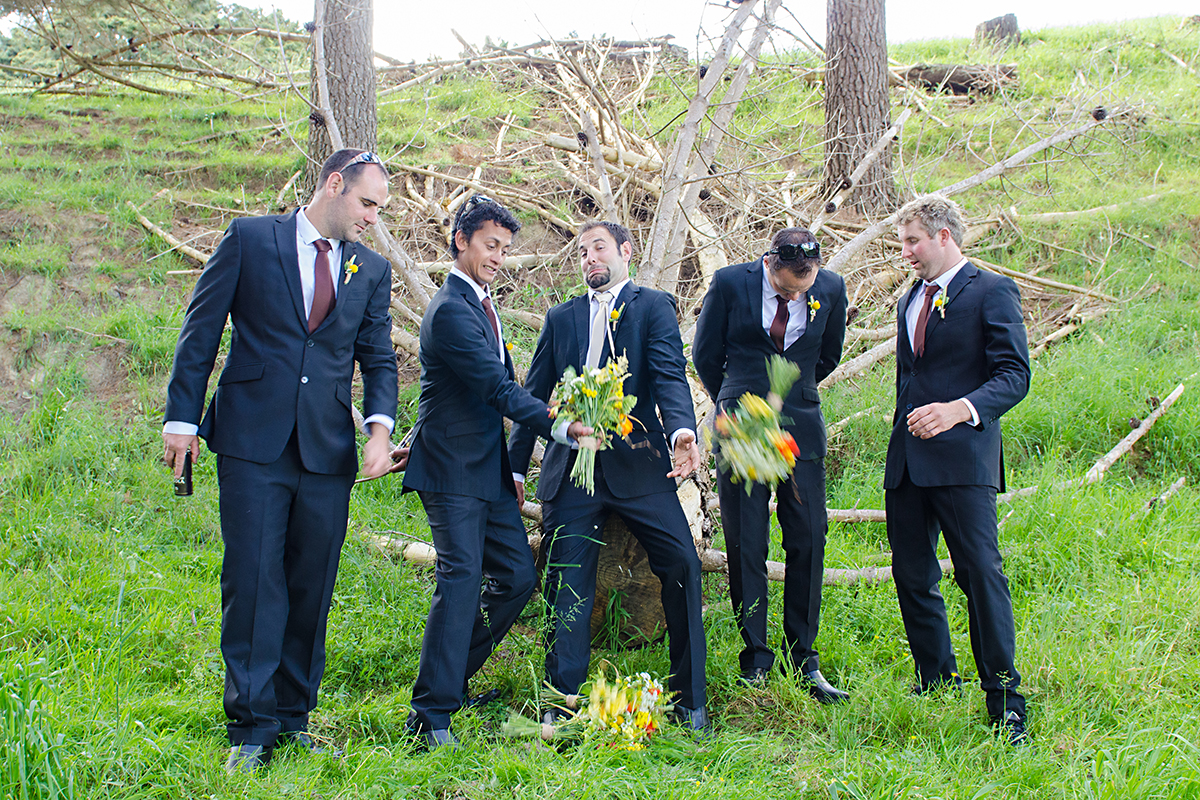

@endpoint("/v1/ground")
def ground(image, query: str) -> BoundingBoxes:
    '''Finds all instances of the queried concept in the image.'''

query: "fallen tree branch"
[818,338,896,390]
[126,201,209,265]
[1128,476,1187,520]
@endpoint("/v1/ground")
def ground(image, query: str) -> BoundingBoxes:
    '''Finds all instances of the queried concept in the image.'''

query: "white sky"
[247,0,1198,62]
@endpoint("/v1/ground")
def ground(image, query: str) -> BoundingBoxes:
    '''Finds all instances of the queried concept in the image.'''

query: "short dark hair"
[450,195,522,257]
[577,220,633,253]
[769,227,821,276]
[316,149,389,193]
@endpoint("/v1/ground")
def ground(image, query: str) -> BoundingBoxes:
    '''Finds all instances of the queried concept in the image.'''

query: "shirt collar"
[297,206,338,247]
[449,266,489,301]
[588,278,630,303]
[926,257,969,292]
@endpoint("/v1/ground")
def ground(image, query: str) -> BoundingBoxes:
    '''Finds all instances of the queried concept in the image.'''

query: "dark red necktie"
[309,239,334,333]
[769,295,788,353]
[913,283,939,357]
[481,294,501,344]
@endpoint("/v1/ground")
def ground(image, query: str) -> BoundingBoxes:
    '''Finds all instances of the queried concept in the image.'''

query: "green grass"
[1,14,1200,800]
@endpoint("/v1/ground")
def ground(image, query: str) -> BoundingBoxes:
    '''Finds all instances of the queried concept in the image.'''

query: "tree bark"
[822,0,897,213]
[304,0,376,195]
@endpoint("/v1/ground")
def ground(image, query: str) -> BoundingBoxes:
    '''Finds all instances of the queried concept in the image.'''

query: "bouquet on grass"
[501,663,673,749]
[548,355,637,495]
[707,355,802,495]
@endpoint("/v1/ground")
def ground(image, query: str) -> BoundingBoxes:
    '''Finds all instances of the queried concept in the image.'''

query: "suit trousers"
[718,457,827,675]
[216,431,354,746]
[885,468,1025,718]
[408,491,537,732]
[541,458,708,710]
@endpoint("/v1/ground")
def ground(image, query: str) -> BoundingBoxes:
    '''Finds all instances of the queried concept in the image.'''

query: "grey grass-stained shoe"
[993,710,1029,746]
[225,744,272,774]
[801,669,850,704]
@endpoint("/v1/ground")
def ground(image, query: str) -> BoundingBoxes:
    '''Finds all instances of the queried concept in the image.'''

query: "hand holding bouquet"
[548,355,637,495]
[707,355,802,495]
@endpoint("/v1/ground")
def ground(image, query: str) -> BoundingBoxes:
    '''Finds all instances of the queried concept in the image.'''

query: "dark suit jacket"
[508,282,696,501]
[403,274,554,501]
[693,259,847,461]
[164,212,397,475]
[883,262,1030,491]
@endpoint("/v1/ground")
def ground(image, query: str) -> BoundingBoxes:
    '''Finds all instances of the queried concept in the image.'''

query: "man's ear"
[938,227,952,246]
[454,228,469,253]
[620,240,633,263]
[325,172,343,198]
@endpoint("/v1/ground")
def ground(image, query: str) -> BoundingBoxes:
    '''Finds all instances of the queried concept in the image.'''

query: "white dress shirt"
[903,257,979,427]
[761,266,808,349]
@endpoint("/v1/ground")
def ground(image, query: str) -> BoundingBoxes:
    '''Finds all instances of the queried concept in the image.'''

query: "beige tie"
[585,291,612,369]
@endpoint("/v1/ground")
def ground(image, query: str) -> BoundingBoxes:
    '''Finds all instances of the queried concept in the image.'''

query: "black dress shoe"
[283,731,342,757]
[992,711,1029,746]
[225,744,272,774]
[739,667,769,688]
[668,705,711,737]
[462,687,504,709]
[801,669,850,704]
[541,707,571,725]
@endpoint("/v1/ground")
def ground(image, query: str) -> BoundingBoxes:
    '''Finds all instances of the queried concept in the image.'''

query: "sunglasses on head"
[770,241,820,261]
[341,151,383,171]
[462,194,497,213]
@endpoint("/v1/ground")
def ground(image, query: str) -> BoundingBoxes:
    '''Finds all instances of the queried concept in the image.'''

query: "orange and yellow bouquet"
[548,355,637,495]
[502,663,673,749]
[708,355,802,495]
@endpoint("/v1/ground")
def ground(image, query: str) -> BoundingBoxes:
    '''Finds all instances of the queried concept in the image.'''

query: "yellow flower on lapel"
[343,254,360,285]
[609,302,626,330]
[807,296,820,323]
[506,341,514,352]
[933,292,948,318]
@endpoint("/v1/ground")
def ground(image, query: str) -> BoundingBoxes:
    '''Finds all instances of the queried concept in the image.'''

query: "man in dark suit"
[400,196,588,749]
[508,221,710,733]
[693,228,849,702]
[162,149,398,772]
[886,193,1031,745]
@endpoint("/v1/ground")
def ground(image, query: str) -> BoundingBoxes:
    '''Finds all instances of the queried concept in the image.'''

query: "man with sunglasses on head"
[162,149,398,773]
[398,195,590,750]
[693,228,849,702]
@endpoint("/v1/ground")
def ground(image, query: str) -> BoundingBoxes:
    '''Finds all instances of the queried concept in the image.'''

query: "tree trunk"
[304,0,376,195]
[822,0,896,213]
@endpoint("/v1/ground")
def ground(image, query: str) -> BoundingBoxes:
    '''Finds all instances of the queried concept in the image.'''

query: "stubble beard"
[586,268,611,290]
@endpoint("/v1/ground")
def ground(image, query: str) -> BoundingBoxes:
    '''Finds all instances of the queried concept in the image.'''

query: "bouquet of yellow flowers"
[707,355,802,495]
[502,663,673,749]
[548,355,637,495]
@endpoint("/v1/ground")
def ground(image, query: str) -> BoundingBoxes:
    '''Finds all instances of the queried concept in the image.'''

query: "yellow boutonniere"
[933,292,947,318]
[609,302,625,329]
[505,341,514,352]
[807,296,820,323]
[343,255,360,285]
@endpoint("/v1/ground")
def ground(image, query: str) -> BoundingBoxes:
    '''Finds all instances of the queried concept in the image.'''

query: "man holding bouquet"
[508,221,710,733]
[693,228,849,701]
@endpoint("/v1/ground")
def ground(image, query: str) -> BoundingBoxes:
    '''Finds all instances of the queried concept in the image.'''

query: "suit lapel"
[274,212,306,331]
[745,260,775,350]
[923,263,977,346]
[897,280,921,361]
[572,293,590,367]
[603,282,639,364]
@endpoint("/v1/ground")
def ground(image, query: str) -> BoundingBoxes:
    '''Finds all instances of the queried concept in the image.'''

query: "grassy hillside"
[2,15,1199,800]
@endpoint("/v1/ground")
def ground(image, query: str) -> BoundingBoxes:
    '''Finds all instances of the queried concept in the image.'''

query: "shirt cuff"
[551,418,578,449]
[513,473,526,484]
[163,421,199,436]
[669,428,696,450]
[362,414,395,435]
[959,398,980,427]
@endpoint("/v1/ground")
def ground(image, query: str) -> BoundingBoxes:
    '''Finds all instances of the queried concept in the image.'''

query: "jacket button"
[906,404,913,411]
[301,376,309,384]
[307,340,314,347]
[910,369,917,376]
